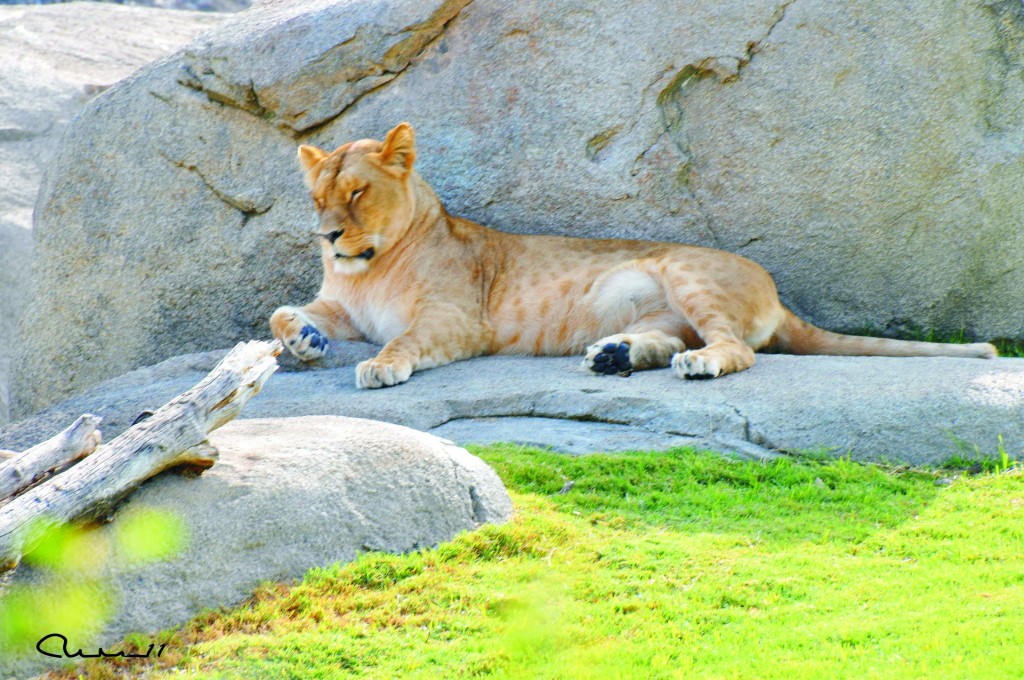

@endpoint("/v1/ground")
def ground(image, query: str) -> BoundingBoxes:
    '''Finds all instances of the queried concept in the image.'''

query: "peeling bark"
[0,415,102,502]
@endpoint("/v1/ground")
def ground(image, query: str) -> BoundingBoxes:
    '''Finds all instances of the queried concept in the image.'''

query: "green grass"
[995,339,1024,358]
[59,445,1024,679]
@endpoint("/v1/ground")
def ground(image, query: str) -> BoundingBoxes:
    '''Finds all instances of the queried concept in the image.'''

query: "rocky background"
[0,2,228,425]
[1,0,1022,434]
[0,0,249,11]
[7,0,1024,420]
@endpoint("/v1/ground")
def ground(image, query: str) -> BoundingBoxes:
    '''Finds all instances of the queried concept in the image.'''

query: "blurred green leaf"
[22,520,109,574]
[114,507,187,565]
[0,580,113,659]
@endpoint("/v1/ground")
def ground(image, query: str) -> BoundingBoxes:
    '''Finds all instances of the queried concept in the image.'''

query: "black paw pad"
[590,342,632,376]
[683,372,714,381]
[299,324,329,351]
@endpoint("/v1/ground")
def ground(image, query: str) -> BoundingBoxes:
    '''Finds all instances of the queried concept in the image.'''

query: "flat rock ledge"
[0,415,512,678]
[3,342,1023,466]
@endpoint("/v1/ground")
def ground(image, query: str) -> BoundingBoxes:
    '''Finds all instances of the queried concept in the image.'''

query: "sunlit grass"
[58,445,1024,679]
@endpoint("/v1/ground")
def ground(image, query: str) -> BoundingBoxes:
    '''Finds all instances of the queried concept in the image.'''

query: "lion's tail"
[772,308,997,359]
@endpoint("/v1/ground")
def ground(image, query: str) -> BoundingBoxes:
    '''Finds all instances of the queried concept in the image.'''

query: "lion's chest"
[343,294,410,344]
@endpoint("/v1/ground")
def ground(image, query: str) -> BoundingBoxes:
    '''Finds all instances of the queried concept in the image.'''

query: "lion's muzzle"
[333,247,375,260]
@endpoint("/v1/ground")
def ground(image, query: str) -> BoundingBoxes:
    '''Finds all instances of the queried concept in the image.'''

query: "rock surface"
[0,0,249,10]
[0,2,226,424]
[3,343,1023,466]
[0,415,512,678]
[14,0,1024,417]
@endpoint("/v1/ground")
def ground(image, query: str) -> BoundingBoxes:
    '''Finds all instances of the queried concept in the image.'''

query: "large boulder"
[0,2,226,424]
[0,415,512,678]
[14,0,1024,416]
[3,344,1023,466]
[5,0,249,9]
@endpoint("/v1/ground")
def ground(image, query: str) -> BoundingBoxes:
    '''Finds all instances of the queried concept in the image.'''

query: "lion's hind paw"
[584,341,633,376]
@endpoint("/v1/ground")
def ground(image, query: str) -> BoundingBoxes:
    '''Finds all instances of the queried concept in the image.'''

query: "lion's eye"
[350,188,364,203]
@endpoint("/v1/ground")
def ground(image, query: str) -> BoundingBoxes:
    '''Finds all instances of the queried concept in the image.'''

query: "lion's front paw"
[272,307,329,362]
[671,350,721,380]
[355,357,413,389]
[292,324,329,361]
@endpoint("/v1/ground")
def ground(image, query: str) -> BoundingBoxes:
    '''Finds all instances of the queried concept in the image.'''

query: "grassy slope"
[62,445,1024,679]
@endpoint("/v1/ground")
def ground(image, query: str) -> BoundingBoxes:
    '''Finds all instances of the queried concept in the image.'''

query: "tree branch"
[0,340,281,572]
[0,415,103,502]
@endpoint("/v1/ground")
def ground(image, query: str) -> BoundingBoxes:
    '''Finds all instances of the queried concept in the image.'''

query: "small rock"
[0,416,512,678]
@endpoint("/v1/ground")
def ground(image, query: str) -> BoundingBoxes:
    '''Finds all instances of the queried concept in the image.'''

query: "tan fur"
[270,123,997,388]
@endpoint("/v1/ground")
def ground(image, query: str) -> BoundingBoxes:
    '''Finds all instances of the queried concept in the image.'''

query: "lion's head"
[297,123,417,275]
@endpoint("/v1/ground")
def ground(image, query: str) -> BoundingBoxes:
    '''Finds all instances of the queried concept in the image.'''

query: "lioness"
[270,123,996,388]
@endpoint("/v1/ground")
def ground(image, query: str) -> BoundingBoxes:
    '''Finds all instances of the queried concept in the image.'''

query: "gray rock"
[0,0,249,10]
[14,0,1024,417]
[0,222,28,428]
[4,344,1023,466]
[0,2,226,424]
[0,415,512,678]
[431,416,709,456]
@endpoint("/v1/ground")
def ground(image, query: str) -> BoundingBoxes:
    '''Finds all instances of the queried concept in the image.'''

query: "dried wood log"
[0,339,281,572]
[0,414,103,502]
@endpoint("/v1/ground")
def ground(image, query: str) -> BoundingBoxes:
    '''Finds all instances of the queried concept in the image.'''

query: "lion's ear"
[378,123,416,175]
[297,145,328,185]
[298,145,327,171]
